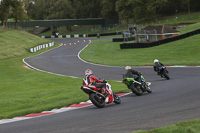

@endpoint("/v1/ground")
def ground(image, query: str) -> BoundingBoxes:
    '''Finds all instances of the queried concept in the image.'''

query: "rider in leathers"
[123,66,143,83]
[84,69,107,96]
[153,59,164,75]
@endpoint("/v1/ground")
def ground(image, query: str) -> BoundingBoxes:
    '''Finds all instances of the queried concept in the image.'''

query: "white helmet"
[125,66,131,71]
[85,69,93,76]
[154,59,159,63]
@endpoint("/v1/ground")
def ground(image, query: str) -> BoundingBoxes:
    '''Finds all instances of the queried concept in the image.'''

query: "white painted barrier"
[58,35,63,38]
[29,42,55,53]
[66,35,71,38]
[74,34,79,38]
[41,34,88,38]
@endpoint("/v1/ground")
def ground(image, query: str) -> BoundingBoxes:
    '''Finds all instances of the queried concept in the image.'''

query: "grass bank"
[0,28,127,119]
[0,28,51,59]
[80,23,200,66]
[134,119,200,133]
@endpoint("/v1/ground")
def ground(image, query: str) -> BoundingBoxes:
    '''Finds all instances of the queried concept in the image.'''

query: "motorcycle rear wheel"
[113,93,121,104]
[130,84,142,96]
[89,93,105,108]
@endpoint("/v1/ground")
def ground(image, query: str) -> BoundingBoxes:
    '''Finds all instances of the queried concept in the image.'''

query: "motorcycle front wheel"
[146,87,152,93]
[163,70,170,80]
[89,93,105,108]
[113,93,121,104]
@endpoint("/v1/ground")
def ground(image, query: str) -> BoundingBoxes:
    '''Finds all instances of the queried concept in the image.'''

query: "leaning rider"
[123,66,145,88]
[123,66,142,82]
[153,59,165,75]
[83,69,108,97]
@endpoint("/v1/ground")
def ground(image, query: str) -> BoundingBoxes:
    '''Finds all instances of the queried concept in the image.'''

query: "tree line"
[1,0,200,27]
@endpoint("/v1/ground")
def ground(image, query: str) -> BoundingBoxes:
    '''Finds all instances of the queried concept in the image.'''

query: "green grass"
[137,11,200,29]
[178,22,200,34]
[0,28,52,59]
[0,28,127,119]
[0,57,127,119]
[134,119,200,133]
[80,23,200,66]
[0,12,200,133]
[155,12,200,25]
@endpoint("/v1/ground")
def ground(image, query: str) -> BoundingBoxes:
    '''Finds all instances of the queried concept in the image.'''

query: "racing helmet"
[85,69,93,76]
[154,59,159,63]
[125,66,131,71]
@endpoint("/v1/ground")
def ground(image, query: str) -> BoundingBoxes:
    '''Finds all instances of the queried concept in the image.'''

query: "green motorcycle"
[122,75,152,96]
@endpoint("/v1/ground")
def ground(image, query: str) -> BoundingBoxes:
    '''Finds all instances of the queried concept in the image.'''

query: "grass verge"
[80,23,200,66]
[0,28,128,119]
[134,119,200,133]
[0,28,51,59]
[0,57,127,119]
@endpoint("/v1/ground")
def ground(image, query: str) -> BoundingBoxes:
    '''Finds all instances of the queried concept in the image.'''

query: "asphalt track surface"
[1,38,200,133]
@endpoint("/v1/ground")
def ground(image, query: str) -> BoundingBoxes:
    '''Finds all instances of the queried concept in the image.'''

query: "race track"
[0,38,200,133]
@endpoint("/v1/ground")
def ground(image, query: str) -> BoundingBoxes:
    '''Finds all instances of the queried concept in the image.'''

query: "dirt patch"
[23,65,33,70]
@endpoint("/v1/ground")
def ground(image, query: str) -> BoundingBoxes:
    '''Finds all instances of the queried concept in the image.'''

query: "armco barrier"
[29,42,54,53]
[120,28,200,49]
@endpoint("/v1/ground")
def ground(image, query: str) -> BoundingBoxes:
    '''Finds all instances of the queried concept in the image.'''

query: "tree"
[100,0,118,20]
[180,0,191,14]
[11,0,28,28]
[146,0,168,20]
[47,0,74,19]
[115,0,134,23]
[0,0,12,27]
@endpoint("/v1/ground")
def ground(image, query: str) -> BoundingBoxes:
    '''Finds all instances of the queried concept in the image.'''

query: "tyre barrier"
[120,29,200,49]
[113,37,135,42]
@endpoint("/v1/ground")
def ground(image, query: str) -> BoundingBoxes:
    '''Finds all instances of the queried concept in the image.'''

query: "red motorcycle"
[81,80,121,108]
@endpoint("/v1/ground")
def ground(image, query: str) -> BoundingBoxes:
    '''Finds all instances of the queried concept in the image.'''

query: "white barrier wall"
[41,34,88,38]
[29,42,55,53]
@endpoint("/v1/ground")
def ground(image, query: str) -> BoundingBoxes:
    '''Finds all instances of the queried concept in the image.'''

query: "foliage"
[0,0,27,27]
[100,0,118,20]
[0,0,12,26]
[11,0,28,27]
[22,0,200,23]
[1,0,200,29]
